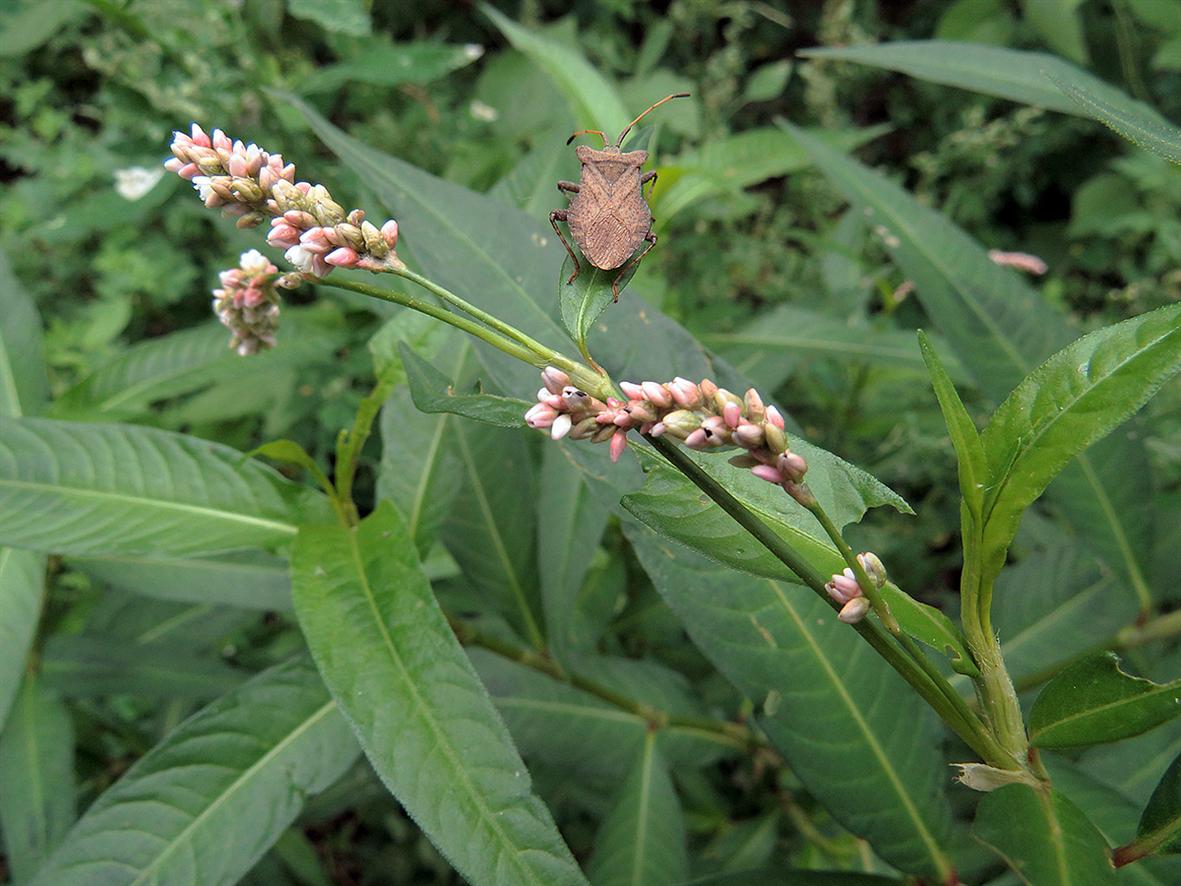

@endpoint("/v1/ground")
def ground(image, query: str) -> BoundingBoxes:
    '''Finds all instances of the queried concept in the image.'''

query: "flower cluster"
[165,124,403,278]
[825,552,887,624]
[525,368,809,491]
[212,250,299,355]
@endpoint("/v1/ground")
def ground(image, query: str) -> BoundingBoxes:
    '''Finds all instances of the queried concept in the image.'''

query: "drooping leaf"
[68,550,291,611]
[301,40,483,94]
[538,444,611,654]
[0,547,45,731]
[1030,653,1181,749]
[0,675,74,883]
[973,784,1115,884]
[628,532,956,879]
[482,5,631,136]
[981,304,1181,583]
[291,503,586,885]
[400,342,532,428]
[785,122,1155,607]
[471,649,737,781]
[40,634,244,699]
[0,417,328,557]
[28,658,358,886]
[587,732,688,886]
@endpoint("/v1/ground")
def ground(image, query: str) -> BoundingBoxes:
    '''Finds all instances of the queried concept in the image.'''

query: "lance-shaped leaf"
[0,417,328,557]
[918,330,986,519]
[300,40,484,94]
[482,4,631,136]
[559,256,641,361]
[291,503,586,885]
[1030,653,1181,749]
[981,304,1181,582]
[1124,752,1181,863]
[0,250,49,417]
[973,784,1115,885]
[28,657,357,886]
[587,732,688,886]
[400,343,532,428]
[0,676,74,883]
[786,122,1155,607]
[628,531,956,879]
[0,547,45,730]
[1050,74,1181,164]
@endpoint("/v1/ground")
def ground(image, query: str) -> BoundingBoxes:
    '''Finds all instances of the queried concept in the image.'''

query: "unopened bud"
[619,381,645,400]
[699,379,718,400]
[777,451,808,483]
[641,381,672,408]
[751,464,785,485]
[765,405,785,430]
[541,367,570,395]
[838,597,872,624]
[744,388,765,420]
[551,414,572,440]
[610,429,628,463]
[857,552,887,589]
[764,422,787,454]
[733,423,765,449]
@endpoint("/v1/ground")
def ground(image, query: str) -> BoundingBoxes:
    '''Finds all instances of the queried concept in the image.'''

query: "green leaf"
[68,550,291,611]
[0,675,74,883]
[248,439,332,491]
[1131,752,1181,859]
[0,417,329,557]
[588,733,688,886]
[981,304,1181,583]
[481,5,631,136]
[0,0,84,58]
[27,658,358,886]
[1030,653,1181,749]
[973,784,1116,884]
[559,255,642,358]
[40,635,244,699]
[400,343,532,428]
[0,250,48,417]
[471,649,736,781]
[744,60,792,103]
[0,548,45,731]
[799,40,1115,115]
[918,330,987,519]
[1051,73,1181,164]
[1023,0,1089,63]
[628,533,955,879]
[785,121,1155,607]
[286,0,369,36]
[538,444,610,654]
[301,40,483,94]
[879,583,978,677]
[291,503,586,885]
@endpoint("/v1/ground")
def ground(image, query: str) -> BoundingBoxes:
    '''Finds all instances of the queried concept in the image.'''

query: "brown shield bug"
[550,92,689,302]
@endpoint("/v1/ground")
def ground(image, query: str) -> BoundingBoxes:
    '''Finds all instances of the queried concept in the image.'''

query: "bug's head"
[565,93,690,151]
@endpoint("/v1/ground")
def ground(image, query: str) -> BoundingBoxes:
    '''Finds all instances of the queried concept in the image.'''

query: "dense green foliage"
[4,1,1181,883]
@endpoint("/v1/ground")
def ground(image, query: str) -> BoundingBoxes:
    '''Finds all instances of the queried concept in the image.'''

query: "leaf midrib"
[342,528,555,886]
[630,733,656,886]
[1033,680,1181,743]
[763,579,951,878]
[125,698,338,886]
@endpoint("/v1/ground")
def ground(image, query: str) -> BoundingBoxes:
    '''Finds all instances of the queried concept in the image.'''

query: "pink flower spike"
[551,414,572,440]
[685,428,709,450]
[766,405,785,430]
[190,124,211,147]
[642,381,672,408]
[751,464,785,484]
[619,381,645,400]
[381,219,399,247]
[610,429,628,463]
[325,247,359,268]
[839,597,872,624]
[723,402,742,429]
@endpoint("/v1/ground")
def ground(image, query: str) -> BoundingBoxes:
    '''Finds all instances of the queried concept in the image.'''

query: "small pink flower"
[751,464,785,484]
[777,451,808,483]
[381,219,399,247]
[541,367,570,395]
[684,428,709,449]
[642,381,672,408]
[839,597,871,624]
[722,402,741,430]
[325,247,359,268]
[765,405,785,430]
[619,381,645,400]
[609,429,628,463]
[525,404,558,428]
[551,414,572,440]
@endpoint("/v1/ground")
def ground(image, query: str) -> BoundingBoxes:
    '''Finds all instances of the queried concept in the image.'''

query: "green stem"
[446,614,755,751]
[334,364,404,525]
[647,436,1016,769]
[389,268,609,397]
[802,495,900,635]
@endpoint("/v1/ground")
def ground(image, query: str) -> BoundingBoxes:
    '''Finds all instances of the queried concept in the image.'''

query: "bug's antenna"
[566,129,608,146]
[615,92,690,147]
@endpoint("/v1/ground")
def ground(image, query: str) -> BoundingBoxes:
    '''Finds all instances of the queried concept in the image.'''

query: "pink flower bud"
[551,414,572,440]
[857,552,888,588]
[733,423,764,449]
[839,597,872,624]
[164,157,183,173]
[685,428,709,449]
[619,381,645,400]
[744,388,764,415]
[670,378,702,408]
[381,219,399,247]
[613,412,633,429]
[765,405,785,430]
[325,247,359,268]
[178,163,199,180]
[266,223,301,248]
[525,404,558,428]
[700,379,718,400]
[722,402,742,429]
[751,464,785,484]
[190,123,211,147]
[212,129,232,151]
[610,429,628,463]
[227,153,249,178]
[777,451,808,483]
[541,366,570,395]
[642,381,672,408]
[649,422,666,437]
[299,227,331,254]
[258,165,278,191]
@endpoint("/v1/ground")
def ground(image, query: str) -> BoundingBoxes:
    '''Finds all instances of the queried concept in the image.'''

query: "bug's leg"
[556,180,581,195]
[549,210,581,285]
[640,170,657,198]
[611,232,657,303]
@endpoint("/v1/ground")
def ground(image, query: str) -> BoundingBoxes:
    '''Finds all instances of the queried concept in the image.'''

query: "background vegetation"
[3,0,1181,883]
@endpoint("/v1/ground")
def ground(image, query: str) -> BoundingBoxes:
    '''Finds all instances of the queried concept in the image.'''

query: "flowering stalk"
[211,249,299,354]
